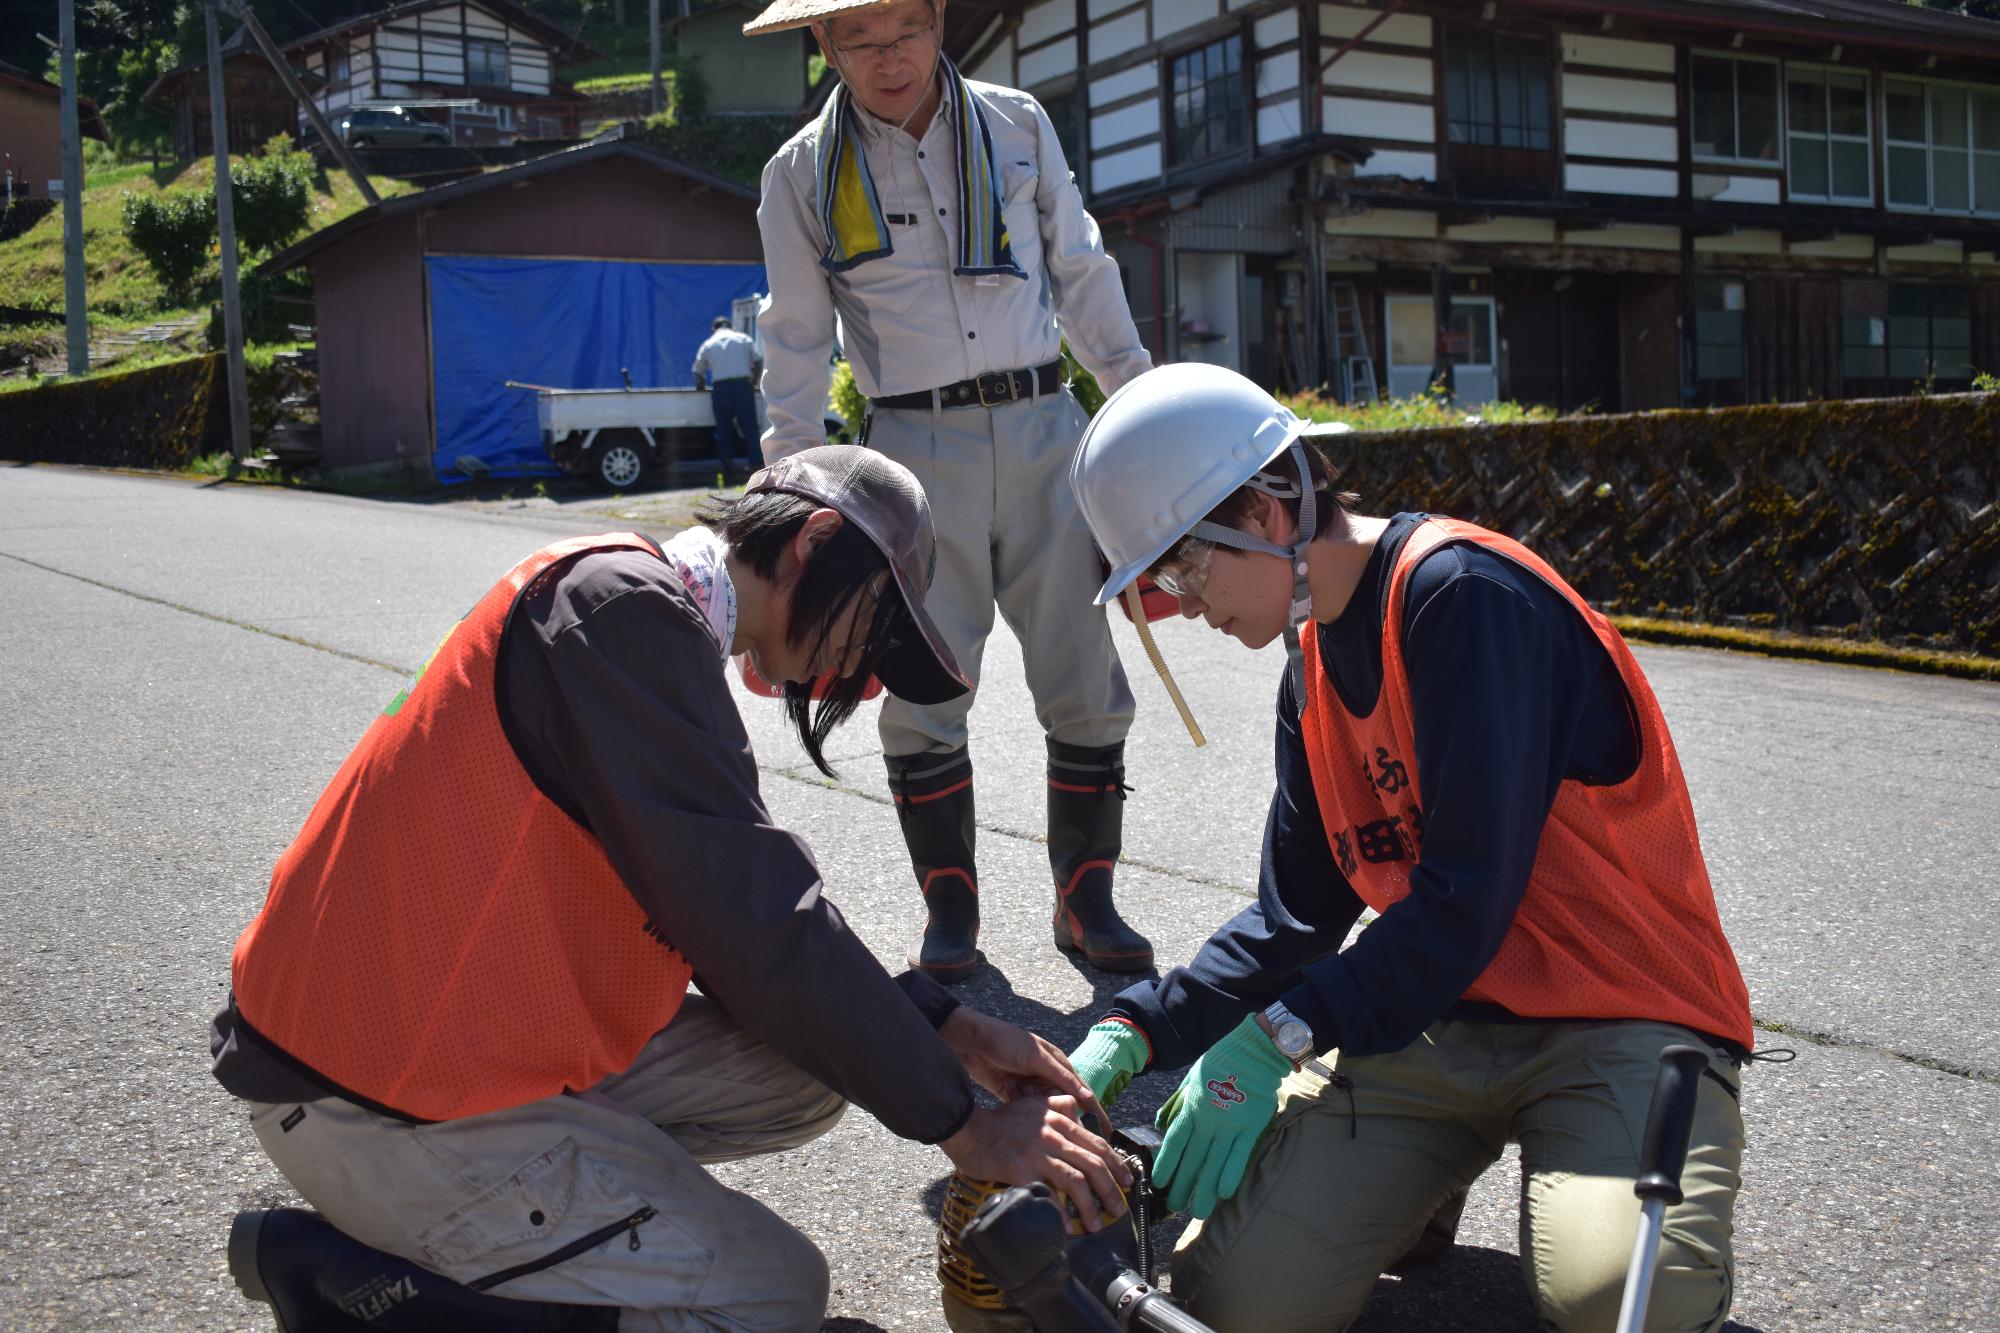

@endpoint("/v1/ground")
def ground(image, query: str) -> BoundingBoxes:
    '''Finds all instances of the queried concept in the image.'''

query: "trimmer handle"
[1634,1045,1710,1206]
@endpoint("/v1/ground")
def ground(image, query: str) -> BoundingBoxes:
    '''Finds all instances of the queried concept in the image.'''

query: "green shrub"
[1061,341,1104,415]
[121,186,216,301]
[827,359,864,437]
[120,136,316,302]
[1280,382,1557,432]
[206,267,314,349]
[230,135,315,256]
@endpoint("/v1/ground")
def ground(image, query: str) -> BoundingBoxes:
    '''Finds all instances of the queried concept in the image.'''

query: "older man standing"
[745,0,1157,984]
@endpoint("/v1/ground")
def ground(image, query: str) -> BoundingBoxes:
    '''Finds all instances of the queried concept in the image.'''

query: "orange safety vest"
[1299,518,1753,1050]
[232,533,695,1120]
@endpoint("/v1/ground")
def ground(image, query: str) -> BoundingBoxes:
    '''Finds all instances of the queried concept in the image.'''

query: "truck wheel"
[595,437,649,491]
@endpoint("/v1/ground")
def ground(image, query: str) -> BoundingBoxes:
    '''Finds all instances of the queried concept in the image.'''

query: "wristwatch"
[1253,1000,1316,1071]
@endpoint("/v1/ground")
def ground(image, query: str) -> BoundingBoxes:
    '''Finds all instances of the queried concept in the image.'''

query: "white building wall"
[1094,142,1162,190]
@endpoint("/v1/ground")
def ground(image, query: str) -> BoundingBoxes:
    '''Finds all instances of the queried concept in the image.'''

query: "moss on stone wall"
[0,354,224,469]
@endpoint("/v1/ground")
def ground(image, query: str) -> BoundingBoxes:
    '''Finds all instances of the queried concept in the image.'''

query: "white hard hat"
[1070,363,1348,617]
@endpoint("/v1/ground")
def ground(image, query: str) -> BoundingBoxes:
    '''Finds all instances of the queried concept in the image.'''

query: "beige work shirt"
[755,76,1152,462]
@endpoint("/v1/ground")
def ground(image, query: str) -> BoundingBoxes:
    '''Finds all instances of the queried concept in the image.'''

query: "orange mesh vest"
[1299,518,1752,1049]
[232,533,695,1120]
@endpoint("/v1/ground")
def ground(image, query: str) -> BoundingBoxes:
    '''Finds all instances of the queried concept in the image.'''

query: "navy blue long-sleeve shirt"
[1112,514,1641,1071]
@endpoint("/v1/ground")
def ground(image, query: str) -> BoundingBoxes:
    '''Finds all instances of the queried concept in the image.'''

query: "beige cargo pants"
[863,387,1135,757]
[248,996,846,1332]
[1172,1019,1747,1333]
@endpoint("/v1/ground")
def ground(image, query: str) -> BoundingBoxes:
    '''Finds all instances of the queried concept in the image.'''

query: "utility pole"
[650,0,664,117]
[58,0,88,376]
[221,0,378,206]
[205,0,251,464]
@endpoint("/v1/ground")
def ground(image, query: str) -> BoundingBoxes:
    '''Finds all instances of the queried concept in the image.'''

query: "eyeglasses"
[1149,537,1214,600]
[828,18,939,68]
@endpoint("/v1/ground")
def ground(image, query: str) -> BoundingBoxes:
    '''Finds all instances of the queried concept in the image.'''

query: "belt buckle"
[976,371,1018,407]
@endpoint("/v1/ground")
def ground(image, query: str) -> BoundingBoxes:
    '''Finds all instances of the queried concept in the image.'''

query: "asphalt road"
[1,466,1995,1332]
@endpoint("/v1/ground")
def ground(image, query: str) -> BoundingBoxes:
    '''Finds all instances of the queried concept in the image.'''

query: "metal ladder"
[1330,281,1378,403]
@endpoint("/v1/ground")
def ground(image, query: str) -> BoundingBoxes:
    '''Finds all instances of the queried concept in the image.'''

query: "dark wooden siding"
[311,211,432,473]
[421,156,764,262]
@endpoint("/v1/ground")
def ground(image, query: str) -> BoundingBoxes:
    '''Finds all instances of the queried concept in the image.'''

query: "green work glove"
[1153,1014,1291,1219]
[1067,1018,1151,1107]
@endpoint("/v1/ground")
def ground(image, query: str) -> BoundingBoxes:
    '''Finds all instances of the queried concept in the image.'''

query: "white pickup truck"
[514,377,767,489]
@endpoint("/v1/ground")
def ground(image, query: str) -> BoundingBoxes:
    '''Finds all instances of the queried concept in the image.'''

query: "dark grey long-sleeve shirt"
[213,544,975,1144]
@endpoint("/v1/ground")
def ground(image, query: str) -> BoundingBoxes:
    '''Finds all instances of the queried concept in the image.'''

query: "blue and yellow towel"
[815,59,1026,280]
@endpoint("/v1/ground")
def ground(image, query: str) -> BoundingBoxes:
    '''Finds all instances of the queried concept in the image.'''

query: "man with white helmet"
[742,0,1156,984]
[1062,364,1756,1332]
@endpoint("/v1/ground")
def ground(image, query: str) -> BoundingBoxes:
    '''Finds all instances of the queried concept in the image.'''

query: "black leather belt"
[870,359,1064,411]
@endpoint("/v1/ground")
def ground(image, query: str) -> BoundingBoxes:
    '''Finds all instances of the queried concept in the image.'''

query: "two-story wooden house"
[287,0,600,146]
[965,0,2000,410]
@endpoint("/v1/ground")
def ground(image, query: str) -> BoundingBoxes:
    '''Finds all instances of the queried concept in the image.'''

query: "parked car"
[339,108,449,148]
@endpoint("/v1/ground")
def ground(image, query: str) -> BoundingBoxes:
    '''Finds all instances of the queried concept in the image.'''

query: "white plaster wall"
[1565,163,1678,196]
[1259,101,1303,145]
[1018,36,1077,88]
[1094,64,1158,105]
[1319,4,1431,47]
[1254,9,1299,47]
[1257,54,1299,97]
[1323,50,1433,96]
[1692,173,1782,205]
[1790,234,1876,259]
[966,40,1012,85]
[1153,0,1219,41]
[1324,95,1435,143]
[1561,72,1675,118]
[1091,100,1160,148]
[1561,34,1674,74]
[1564,118,1677,162]
[1092,11,1149,61]
[1017,0,1074,49]
[1094,142,1162,190]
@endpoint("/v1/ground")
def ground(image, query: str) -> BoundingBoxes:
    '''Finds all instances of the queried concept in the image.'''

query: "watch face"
[1276,1020,1312,1056]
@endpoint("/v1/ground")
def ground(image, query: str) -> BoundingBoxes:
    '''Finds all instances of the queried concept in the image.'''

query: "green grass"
[573,68,674,97]
[0,151,409,325]
[558,23,663,86]
[1280,384,1559,432]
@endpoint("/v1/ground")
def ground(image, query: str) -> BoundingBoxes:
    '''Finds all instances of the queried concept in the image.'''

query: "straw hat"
[742,0,903,36]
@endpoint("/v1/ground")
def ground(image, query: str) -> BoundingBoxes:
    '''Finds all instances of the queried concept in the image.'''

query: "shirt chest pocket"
[998,164,1043,270]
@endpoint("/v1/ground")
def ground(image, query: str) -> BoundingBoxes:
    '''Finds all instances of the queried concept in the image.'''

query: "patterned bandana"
[814,58,1026,280]
[661,527,738,658]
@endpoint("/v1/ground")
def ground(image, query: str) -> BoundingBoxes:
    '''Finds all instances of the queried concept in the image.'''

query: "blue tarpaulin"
[427,256,768,483]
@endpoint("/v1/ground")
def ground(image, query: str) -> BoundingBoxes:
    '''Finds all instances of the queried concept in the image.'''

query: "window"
[1891,285,1973,384]
[494,105,516,132]
[466,38,509,88]
[1168,37,1245,166]
[1445,33,1551,150]
[331,52,351,86]
[1786,66,1871,203]
[1690,53,1779,163]
[1694,279,1747,406]
[1885,78,2000,214]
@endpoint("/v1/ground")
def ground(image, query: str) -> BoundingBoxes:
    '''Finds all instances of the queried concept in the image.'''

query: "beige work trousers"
[1172,1020,1747,1333]
[864,388,1135,757]
[248,996,846,1333]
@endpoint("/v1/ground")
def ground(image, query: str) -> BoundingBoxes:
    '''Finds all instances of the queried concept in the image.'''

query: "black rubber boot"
[1047,740,1154,973]
[228,1208,620,1332]
[887,747,982,985]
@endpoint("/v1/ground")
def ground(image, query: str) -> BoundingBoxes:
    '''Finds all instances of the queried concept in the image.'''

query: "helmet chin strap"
[1187,441,1319,626]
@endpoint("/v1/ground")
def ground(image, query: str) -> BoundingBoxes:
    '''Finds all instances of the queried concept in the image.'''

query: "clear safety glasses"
[1149,537,1215,600]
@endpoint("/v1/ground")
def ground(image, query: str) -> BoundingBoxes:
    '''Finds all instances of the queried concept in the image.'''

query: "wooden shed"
[259,139,767,484]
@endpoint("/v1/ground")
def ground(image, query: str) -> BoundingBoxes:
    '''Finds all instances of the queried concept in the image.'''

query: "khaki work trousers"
[248,996,846,1333]
[1173,1020,1746,1333]
[864,388,1135,757]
